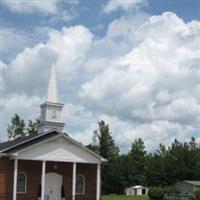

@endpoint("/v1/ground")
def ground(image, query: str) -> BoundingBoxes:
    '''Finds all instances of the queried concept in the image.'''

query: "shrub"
[163,186,179,194]
[148,186,178,200]
[148,187,164,200]
[193,189,200,200]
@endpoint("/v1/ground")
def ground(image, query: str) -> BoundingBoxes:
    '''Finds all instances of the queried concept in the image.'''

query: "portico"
[10,131,103,200]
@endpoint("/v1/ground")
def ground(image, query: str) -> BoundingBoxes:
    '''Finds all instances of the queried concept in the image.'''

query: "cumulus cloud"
[81,12,200,125]
[5,25,93,96]
[72,113,198,153]
[78,12,200,151]
[1,27,47,62]
[103,0,147,14]
[3,11,200,151]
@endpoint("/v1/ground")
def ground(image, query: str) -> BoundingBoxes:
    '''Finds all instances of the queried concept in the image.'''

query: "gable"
[0,130,59,153]
[15,135,101,164]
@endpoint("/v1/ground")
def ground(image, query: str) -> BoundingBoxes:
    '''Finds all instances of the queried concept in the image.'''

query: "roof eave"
[0,128,60,153]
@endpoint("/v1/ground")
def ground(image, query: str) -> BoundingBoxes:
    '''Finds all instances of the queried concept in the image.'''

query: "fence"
[164,194,192,200]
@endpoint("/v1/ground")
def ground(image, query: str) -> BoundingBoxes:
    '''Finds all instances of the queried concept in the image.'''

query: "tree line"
[86,121,200,194]
[6,114,200,194]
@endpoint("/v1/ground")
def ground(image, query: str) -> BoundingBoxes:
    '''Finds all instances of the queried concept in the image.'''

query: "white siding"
[17,136,101,164]
[126,188,135,196]
[125,187,148,196]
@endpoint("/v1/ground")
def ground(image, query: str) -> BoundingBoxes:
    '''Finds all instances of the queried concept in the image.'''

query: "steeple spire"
[37,64,65,134]
[47,65,58,103]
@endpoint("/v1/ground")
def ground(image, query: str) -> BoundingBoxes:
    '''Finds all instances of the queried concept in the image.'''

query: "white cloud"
[103,0,147,14]
[3,11,200,152]
[81,12,200,124]
[2,0,59,14]
[62,103,95,131]
[1,27,47,62]
[72,113,198,153]
[5,25,93,96]
[2,0,79,23]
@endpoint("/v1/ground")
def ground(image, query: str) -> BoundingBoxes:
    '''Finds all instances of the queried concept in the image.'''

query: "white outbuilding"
[125,185,148,196]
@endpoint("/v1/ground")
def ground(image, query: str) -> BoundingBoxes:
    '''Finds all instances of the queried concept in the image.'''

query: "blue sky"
[0,0,200,152]
[1,0,199,62]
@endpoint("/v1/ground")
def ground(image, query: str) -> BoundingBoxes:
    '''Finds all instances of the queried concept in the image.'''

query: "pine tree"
[98,120,119,160]
[128,138,147,185]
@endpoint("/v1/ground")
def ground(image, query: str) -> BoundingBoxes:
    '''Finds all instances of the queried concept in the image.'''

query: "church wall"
[0,158,97,200]
[0,157,13,200]
[17,160,42,200]
[76,163,97,200]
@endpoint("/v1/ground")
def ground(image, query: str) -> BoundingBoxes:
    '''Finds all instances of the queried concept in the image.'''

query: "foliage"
[128,138,147,185]
[7,114,40,140]
[148,186,178,200]
[86,119,200,195]
[145,138,200,186]
[7,114,26,140]
[87,120,120,194]
[193,189,200,200]
[26,118,40,136]
[7,115,200,196]
[162,186,179,194]
[148,187,164,200]
[98,120,119,160]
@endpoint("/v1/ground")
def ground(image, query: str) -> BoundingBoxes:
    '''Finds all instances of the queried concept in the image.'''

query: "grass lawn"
[102,195,149,200]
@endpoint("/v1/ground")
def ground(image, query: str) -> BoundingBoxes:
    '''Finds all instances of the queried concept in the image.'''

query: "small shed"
[125,185,148,196]
[175,180,200,194]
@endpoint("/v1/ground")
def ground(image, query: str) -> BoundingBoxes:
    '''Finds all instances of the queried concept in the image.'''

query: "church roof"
[0,129,59,153]
[177,180,200,186]
[0,129,106,162]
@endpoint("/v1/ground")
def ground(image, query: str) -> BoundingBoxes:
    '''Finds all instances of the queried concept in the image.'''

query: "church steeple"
[38,65,65,133]
[47,65,58,103]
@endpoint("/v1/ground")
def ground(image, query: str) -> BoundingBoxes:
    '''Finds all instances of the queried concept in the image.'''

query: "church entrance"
[45,173,63,200]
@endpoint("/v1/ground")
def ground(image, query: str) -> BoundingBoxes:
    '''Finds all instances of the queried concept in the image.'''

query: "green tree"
[130,138,146,158]
[146,138,200,187]
[128,138,147,185]
[98,120,119,160]
[87,120,119,160]
[7,114,26,140]
[26,118,40,136]
[88,120,119,194]
[86,130,100,154]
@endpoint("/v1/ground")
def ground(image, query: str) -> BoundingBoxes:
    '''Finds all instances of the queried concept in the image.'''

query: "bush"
[163,186,179,194]
[148,187,164,200]
[193,189,200,200]
[148,186,178,200]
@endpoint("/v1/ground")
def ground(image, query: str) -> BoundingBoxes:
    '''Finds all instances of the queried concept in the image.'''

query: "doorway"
[45,173,62,200]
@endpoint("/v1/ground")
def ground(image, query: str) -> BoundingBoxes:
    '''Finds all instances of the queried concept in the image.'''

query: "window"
[76,175,85,195]
[17,172,27,193]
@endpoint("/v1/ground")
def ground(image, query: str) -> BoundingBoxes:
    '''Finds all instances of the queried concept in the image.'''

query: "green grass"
[102,195,149,200]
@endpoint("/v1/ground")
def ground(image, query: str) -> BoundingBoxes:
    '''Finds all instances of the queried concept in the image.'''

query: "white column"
[96,163,101,200]
[41,161,46,200]
[13,158,18,200]
[72,162,77,200]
